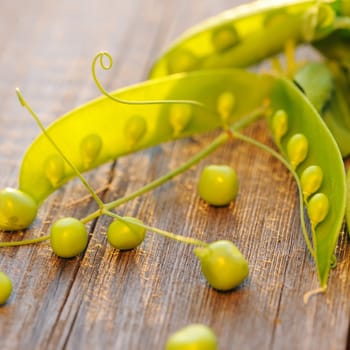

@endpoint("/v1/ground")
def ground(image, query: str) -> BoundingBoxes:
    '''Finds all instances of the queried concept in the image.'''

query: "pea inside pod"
[287,133,309,170]
[300,165,323,200]
[307,192,330,228]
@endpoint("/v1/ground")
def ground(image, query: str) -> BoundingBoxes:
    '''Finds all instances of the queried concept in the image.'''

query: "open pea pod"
[269,78,346,288]
[15,69,345,289]
[19,69,272,204]
[149,0,348,79]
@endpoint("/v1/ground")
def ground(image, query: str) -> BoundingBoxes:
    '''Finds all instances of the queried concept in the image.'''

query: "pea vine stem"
[80,105,267,224]
[15,88,105,210]
[231,130,315,259]
[0,235,49,247]
[92,51,211,112]
[104,210,208,247]
[1,101,266,248]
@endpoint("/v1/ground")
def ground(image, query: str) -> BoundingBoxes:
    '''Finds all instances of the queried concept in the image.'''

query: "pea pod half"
[149,0,348,78]
[269,77,346,288]
[10,69,345,290]
[19,69,272,204]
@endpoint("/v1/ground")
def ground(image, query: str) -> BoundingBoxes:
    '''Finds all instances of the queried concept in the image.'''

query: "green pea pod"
[19,69,273,204]
[269,77,346,288]
[14,69,345,289]
[149,0,346,78]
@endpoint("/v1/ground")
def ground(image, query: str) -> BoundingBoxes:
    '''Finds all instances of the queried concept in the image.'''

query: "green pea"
[0,271,13,305]
[211,25,239,52]
[271,109,288,145]
[165,324,218,350]
[301,165,323,200]
[81,134,102,168]
[44,154,65,187]
[217,92,235,124]
[124,115,147,147]
[167,49,198,74]
[107,217,146,250]
[307,192,330,227]
[193,240,249,291]
[197,165,238,206]
[169,104,192,136]
[0,188,37,231]
[50,217,88,258]
[287,133,309,169]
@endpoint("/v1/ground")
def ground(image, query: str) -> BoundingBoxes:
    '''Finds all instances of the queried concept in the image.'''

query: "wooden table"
[0,1,349,349]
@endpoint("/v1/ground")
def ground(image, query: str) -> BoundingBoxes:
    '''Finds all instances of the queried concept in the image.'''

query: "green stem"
[1,104,266,248]
[0,235,50,247]
[81,105,266,224]
[231,129,315,259]
[104,210,208,247]
[15,88,105,210]
[92,51,211,112]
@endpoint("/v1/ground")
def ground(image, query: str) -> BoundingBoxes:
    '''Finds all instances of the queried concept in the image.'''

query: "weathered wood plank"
[0,1,349,349]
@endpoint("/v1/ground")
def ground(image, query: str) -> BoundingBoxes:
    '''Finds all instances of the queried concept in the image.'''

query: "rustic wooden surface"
[0,0,349,349]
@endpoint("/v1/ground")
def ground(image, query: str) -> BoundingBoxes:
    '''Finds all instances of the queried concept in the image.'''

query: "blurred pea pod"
[149,0,350,78]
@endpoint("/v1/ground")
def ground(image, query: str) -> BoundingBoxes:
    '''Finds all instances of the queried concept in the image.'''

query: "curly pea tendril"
[92,51,209,111]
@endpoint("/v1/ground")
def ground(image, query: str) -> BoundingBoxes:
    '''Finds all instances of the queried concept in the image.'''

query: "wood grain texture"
[0,0,349,349]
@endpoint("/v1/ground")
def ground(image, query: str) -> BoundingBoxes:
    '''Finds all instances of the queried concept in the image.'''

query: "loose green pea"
[0,188,38,231]
[211,25,239,52]
[167,49,198,74]
[44,154,65,187]
[107,217,146,250]
[0,271,13,305]
[217,92,235,124]
[197,165,238,206]
[301,165,323,200]
[50,217,88,258]
[80,134,102,168]
[165,324,218,350]
[169,104,192,136]
[287,133,309,169]
[271,109,288,145]
[307,192,330,227]
[194,240,249,291]
[124,115,147,147]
